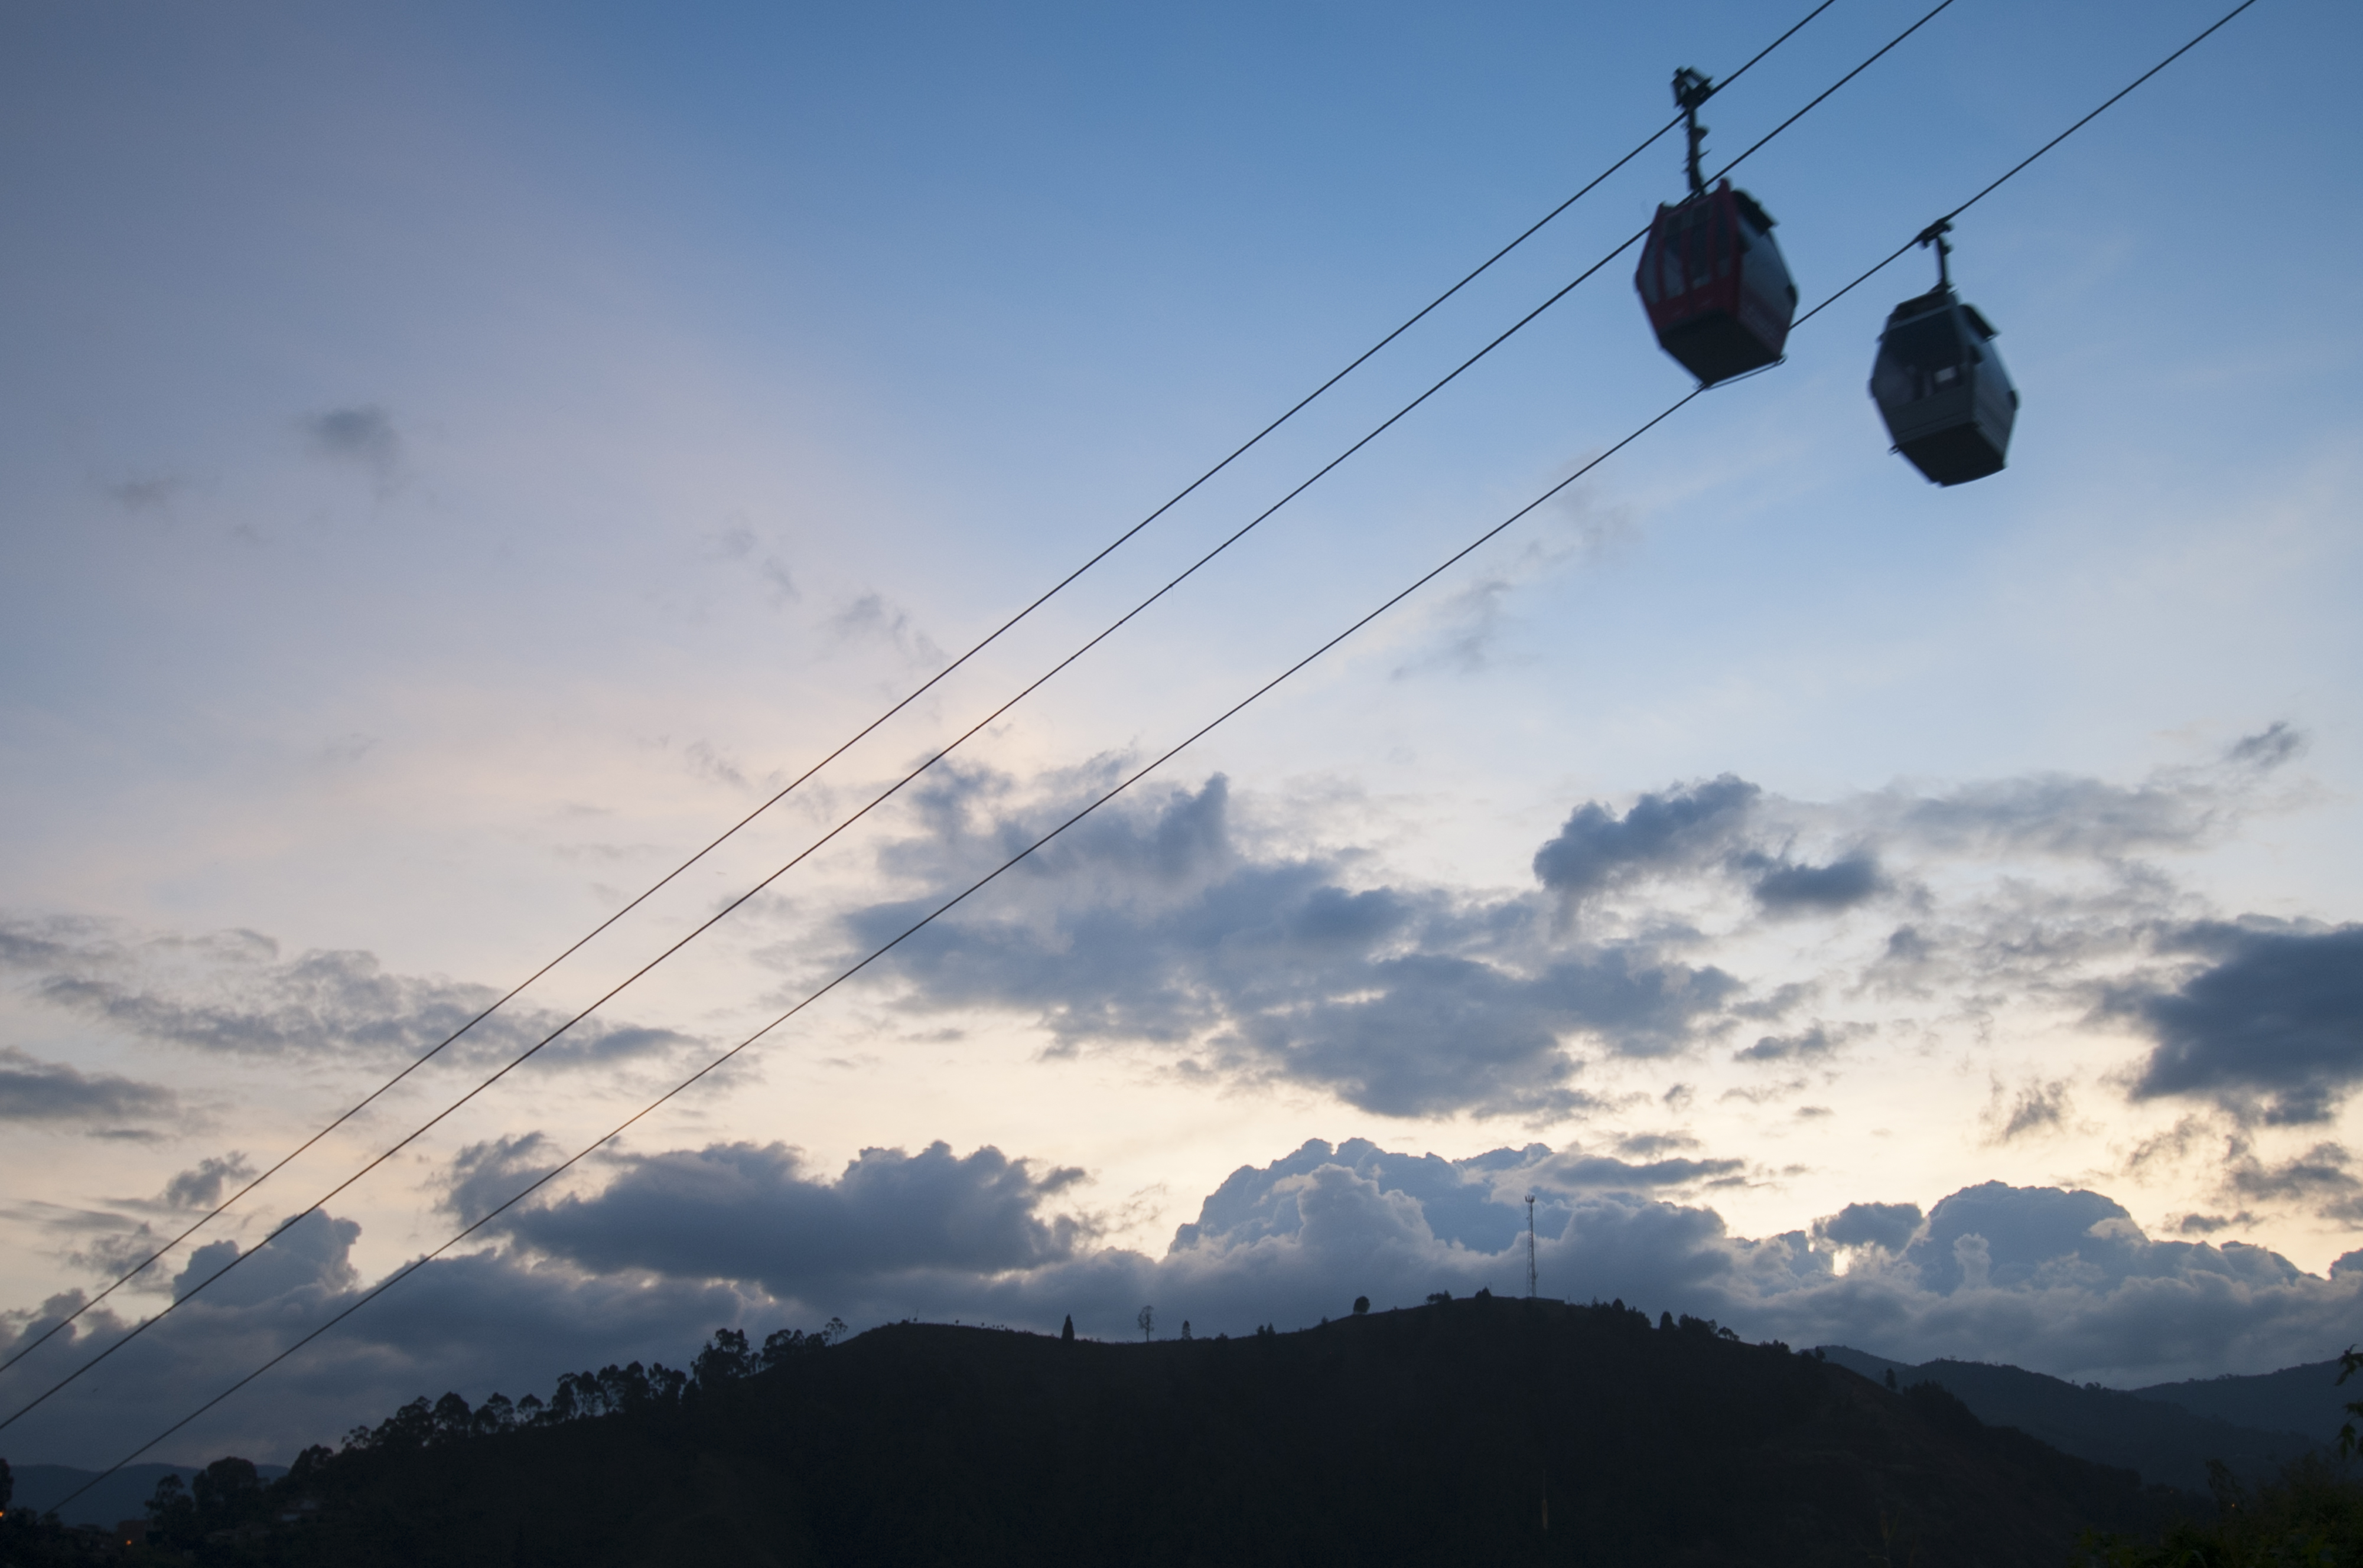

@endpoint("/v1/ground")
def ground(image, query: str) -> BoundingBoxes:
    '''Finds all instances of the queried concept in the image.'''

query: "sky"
[3,0,2361,1469]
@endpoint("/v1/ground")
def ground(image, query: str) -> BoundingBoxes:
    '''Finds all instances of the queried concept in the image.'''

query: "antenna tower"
[1525,1194,1538,1298]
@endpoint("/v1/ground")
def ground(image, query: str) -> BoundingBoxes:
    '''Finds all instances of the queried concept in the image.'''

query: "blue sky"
[4,0,2361,1466]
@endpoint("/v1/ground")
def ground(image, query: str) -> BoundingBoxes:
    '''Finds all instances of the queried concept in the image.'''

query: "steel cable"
[0,0,1841,1389]
[5,0,1936,1437]
[41,0,2264,1504]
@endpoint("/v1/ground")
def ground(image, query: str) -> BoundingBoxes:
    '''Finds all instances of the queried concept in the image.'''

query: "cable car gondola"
[1870,219,2018,485]
[1635,68,1799,387]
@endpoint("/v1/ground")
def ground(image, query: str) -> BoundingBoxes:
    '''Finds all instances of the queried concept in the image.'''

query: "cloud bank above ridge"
[8,1134,2358,1469]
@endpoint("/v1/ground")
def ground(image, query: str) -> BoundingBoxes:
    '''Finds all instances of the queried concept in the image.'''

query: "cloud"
[1814,1201,1922,1251]
[104,474,185,513]
[845,775,1744,1117]
[2117,922,2363,1124]
[441,1132,564,1227]
[482,1139,2363,1393]
[172,1210,361,1308]
[811,734,2321,1122]
[2220,1140,2363,1219]
[1388,493,1630,679]
[1733,1023,1856,1064]
[163,1154,256,1211]
[0,916,701,1071]
[1530,775,1760,905]
[0,1047,175,1125]
[8,1142,2359,1469]
[2174,1210,2256,1236]
[1884,725,2301,860]
[1897,1182,2139,1294]
[490,1140,1092,1296]
[829,592,943,667]
[301,405,403,489]
[706,524,799,607]
[1526,729,2292,921]
[1983,1075,2074,1143]
[0,1211,759,1470]
[2227,723,2305,769]
[1747,852,1887,914]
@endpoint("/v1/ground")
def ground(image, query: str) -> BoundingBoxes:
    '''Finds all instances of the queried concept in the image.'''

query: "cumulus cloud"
[1814,1200,1922,1251]
[2117,921,2363,1124]
[0,916,701,1070]
[486,1143,2363,1390]
[0,1210,759,1469]
[477,1141,2363,1391]
[0,1046,175,1126]
[9,1137,2360,1470]
[488,1140,1092,1296]
[172,1210,361,1307]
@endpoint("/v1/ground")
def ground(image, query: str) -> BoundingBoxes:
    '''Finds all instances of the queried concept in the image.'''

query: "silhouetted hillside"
[6,1461,288,1530]
[125,1298,2176,1567]
[1817,1347,2320,1492]
[2132,1360,2354,1445]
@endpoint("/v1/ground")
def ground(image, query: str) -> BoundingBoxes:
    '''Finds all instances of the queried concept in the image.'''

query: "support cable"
[54,384,1710,1515]
[45,0,2261,1495]
[1794,0,2261,330]
[2,0,1950,1440]
[0,0,1840,1388]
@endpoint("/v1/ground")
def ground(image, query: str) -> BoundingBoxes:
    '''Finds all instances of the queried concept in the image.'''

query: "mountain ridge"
[84,1296,2182,1566]
[1817,1345,2331,1493]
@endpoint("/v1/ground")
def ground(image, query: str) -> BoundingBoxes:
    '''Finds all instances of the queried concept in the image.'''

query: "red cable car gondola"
[1635,69,1799,387]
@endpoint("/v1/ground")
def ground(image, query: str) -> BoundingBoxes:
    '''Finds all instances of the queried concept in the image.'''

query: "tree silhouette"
[194,1455,266,1531]
[145,1473,197,1545]
[1060,1314,1075,1343]
[2339,1344,2363,1457]
[431,1392,473,1442]
[694,1327,756,1389]
[1353,1296,1370,1315]
[1137,1305,1155,1342]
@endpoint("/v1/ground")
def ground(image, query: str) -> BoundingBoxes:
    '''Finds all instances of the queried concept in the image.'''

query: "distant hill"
[2133,1360,2355,1445]
[1818,1347,2322,1492]
[201,1298,2174,1567]
[6,1460,289,1528]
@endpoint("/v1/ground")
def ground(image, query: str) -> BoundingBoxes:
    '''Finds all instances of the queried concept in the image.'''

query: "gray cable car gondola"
[1635,69,1799,386]
[1870,220,2018,485]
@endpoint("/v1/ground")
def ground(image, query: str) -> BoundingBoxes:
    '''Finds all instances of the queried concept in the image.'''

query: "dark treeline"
[0,1319,845,1565]
[2,1299,2356,1565]
[336,1317,848,1453]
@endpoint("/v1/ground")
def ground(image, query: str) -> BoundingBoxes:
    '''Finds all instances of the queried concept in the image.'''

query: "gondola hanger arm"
[1673,67,1716,198]
[1916,216,1954,288]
